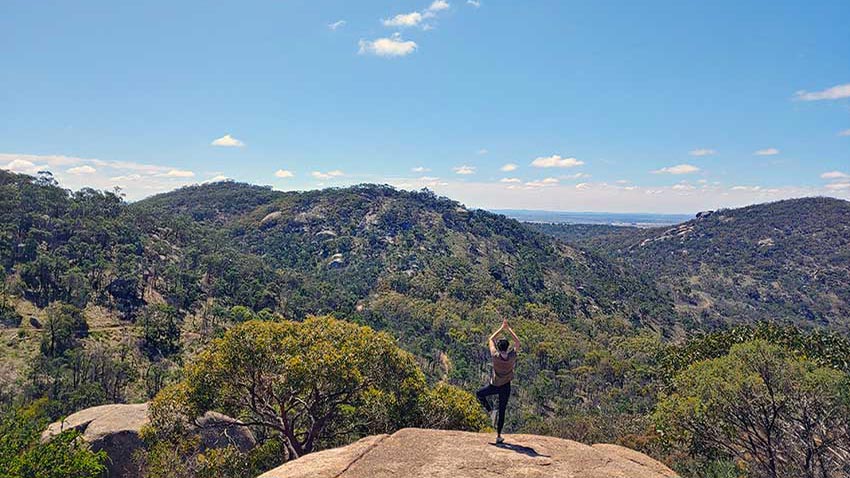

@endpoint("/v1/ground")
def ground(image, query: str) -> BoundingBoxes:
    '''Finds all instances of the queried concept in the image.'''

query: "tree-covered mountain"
[130,181,675,327]
[554,197,850,332]
[5,170,850,477]
[0,170,674,443]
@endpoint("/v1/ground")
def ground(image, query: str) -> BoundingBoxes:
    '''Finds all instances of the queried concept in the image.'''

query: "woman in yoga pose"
[476,319,520,444]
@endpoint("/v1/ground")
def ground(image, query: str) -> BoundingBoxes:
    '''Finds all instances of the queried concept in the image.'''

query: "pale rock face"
[258,428,679,478]
[42,403,150,478]
[42,403,256,478]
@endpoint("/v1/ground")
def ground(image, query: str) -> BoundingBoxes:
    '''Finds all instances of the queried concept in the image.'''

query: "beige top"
[491,350,517,386]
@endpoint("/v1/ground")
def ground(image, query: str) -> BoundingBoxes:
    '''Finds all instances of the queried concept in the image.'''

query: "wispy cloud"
[359,33,418,57]
[689,148,716,156]
[67,165,96,175]
[467,0,481,7]
[561,172,591,180]
[412,166,431,173]
[525,177,559,188]
[477,148,488,155]
[382,1,449,29]
[211,134,245,147]
[500,163,517,172]
[500,177,520,183]
[328,20,346,30]
[794,83,850,101]
[754,148,779,156]
[821,171,849,179]
[2,158,39,174]
[312,170,345,180]
[275,169,294,178]
[652,164,700,175]
[731,185,765,192]
[383,12,424,28]
[1,153,204,200]
[839,129,850,137]
[453,165,476,175]
[825,182,850,191]
[164,169,195,178]
[427,1,450,12]
[530,155,584,168]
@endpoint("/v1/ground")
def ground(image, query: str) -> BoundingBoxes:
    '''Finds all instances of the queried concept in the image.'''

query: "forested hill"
[7,170,850,476]
[128,180,674,330]
[1,168,684,448]
[562,197,850,331]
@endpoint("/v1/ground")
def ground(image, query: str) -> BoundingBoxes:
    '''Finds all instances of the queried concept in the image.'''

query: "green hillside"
[5,171,850,477]
[0,170,674,440]
[561,197,850,331]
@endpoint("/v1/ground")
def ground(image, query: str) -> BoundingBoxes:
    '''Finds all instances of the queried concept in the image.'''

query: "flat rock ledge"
[42,403,255,478]
[258,428,679,478]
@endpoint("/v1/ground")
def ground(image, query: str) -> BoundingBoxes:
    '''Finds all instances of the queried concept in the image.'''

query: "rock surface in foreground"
[258,428,678,478]
[42,403,255,478]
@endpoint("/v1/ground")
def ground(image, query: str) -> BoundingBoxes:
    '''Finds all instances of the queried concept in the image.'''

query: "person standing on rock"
[476,318,520,444]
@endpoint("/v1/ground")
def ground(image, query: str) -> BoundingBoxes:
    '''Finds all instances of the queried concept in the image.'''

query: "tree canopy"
[149,316,486,463]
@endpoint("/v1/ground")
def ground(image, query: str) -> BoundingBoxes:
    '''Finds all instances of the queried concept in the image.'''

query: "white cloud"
[382,12,424,28]
[500,178,520,183]
[312,170,345,180]
[525,178,559,188]
[427,0,450,12]
[328,20,346,30]
[427,180,848,213]
[477,148,488,155]
[67,165,96,175]
[211,134,245,147]
[3,158,39,173]
[562,172,590,180]
[0,153,206,200]
[359,34,418,57]
[839,129,850,137]
[794,83,850,101]
[412,166,431,172]
[652,164,700,175]
[689,148,716,156]
[381,1,449,31]
[530,155,584,168]
[754,148,779,156]
[821,171,849,180]
[825,182,850,191]
[500,163,517,172]
[467,0,481,7]
[672,183,696,191]
[164,169,195,178]
[203,175,231,183]
[453,165,476,175]
[275,169,294,178]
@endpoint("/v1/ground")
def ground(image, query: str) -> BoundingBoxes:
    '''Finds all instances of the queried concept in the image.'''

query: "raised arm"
[505,322,520,352]
[488,319,507,354]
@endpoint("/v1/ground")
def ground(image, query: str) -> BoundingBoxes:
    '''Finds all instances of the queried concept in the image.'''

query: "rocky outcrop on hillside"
[257,428,678,478]
[42,403,255,478]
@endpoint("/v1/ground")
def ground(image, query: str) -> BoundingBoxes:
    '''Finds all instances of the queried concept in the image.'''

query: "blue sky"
[2,0,849,212]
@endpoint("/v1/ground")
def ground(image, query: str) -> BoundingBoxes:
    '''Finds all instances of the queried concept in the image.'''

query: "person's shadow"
[491,442,551,458]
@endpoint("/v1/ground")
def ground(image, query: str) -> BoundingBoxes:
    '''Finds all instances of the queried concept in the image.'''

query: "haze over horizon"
[3,0,849,213]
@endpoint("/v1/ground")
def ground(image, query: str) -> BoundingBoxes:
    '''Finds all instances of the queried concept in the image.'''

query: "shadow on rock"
[491,442,552,458]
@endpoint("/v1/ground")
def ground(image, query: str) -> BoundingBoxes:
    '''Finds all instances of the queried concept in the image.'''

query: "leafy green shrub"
[655,340,850,478]
[0,399,106,478]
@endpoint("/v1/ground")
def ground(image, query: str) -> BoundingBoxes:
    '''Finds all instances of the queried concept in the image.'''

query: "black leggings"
[476,382,511,435]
